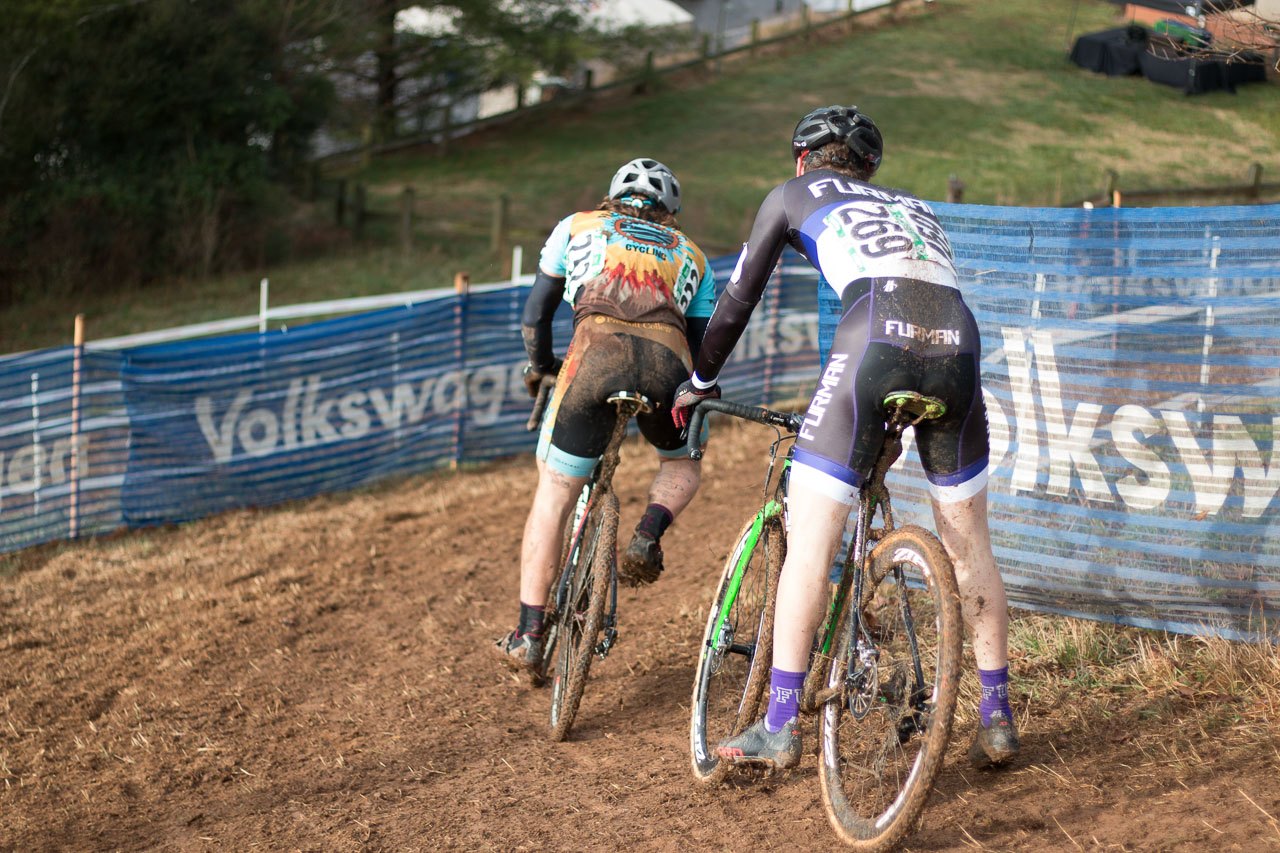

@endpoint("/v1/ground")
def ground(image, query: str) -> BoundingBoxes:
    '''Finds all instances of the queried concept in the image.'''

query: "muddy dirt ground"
[3,423,1279,852]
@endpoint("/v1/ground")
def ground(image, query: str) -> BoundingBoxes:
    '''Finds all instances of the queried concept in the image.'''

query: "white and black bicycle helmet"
[608,158,681,214]
[791,105,883,178]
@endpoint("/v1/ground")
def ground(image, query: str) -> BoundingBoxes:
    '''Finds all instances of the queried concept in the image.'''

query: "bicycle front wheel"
[689,508,785,784]
[535,483,593,687]
[548,490,617,742]
[818,524,963,851]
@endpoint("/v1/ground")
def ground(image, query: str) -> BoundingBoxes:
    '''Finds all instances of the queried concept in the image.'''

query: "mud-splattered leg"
[644,456,701,519]
[931,487,1008,670]
[519,457,590,606]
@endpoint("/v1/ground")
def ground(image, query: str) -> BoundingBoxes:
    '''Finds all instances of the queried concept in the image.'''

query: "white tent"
[395,7,453,36]
[580,0,694,29]
[397,2,694,36]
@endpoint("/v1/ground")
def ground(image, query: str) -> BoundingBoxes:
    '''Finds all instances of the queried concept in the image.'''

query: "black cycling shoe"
[716,716,802,770]
[492,629,543,676]
[968,709,1020,769]
[619,531,664,587]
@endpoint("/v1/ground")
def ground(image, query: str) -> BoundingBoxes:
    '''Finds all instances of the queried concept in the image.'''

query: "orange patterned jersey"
[538,210,716,329]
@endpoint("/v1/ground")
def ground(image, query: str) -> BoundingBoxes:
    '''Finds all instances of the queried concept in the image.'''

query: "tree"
[0,0,615,301]
[335,1,597,145]
[0,0,340,297]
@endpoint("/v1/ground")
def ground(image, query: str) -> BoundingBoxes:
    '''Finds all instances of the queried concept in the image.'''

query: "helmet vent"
[608,157,682,213]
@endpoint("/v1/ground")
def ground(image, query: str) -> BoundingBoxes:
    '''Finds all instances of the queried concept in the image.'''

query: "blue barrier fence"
[2,203,1277,640]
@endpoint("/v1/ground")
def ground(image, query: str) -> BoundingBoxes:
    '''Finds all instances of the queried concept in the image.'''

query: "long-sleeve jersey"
[694,169,959,383]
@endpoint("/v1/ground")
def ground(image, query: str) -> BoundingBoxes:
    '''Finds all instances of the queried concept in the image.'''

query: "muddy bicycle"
[526,379,652,741]
[685,393,964,851]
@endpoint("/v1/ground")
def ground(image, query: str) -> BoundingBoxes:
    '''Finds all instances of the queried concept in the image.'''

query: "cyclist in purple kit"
[493,158,717,676]
[671,106,1019,770]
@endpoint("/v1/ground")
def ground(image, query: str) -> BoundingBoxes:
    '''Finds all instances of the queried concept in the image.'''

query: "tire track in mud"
[2,423,1277,851]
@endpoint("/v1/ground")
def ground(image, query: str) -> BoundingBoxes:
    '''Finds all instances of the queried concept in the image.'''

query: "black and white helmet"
[791,105,883,177]
[608,158,681,214]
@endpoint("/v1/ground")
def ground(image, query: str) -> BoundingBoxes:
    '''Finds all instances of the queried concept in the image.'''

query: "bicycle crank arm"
[805,684,842,712]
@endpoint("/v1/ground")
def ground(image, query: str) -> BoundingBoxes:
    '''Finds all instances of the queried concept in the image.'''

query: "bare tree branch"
[1161,5,1280,71]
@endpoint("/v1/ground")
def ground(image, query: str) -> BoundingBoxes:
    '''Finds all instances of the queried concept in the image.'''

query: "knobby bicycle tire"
[817,524,963,851]
[536,483,593,686]
[689,509,785,784]
[548,490,618,742]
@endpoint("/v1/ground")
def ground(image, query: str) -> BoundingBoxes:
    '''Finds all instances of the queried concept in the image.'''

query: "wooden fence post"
[491,194,509,256]
[353,183,367,239]
[69,314,84,540]
[334,179,347,226]
[1247,162,1263,201]
[947,174,965,203]
[1103,170,1119,207]
[750,19,760,56]
[400,186,415,255]
[451,271,471,471]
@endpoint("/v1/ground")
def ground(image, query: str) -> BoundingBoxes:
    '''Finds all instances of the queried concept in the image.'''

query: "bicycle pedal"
[896,712,926,745]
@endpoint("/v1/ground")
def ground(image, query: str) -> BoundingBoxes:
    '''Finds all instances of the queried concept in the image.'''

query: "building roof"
[397,1,693,36]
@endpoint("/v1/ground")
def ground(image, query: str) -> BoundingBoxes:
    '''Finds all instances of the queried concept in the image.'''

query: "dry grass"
[952,612,1280,769]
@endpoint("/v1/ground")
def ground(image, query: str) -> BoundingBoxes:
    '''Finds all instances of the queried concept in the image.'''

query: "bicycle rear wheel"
[689,509,785,783]
[818,524,963,851]
[548,490,617,742]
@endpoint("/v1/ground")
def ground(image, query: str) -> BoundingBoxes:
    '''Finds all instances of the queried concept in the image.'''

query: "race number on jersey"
[671,256,701,312]
[814,199,958,294]
[563,229,607,304]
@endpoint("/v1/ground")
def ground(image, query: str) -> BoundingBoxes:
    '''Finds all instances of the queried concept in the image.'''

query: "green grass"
[6,0,1278,353]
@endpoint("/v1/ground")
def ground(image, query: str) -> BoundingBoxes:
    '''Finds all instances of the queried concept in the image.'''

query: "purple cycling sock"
[516,602,546,639]
[636,503,673,540]
[765,667,806,733]
[978,666,1012,726]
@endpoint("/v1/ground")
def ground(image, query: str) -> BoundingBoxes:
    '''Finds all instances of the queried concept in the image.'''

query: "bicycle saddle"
[606,390,654,414]
[883,391,946,422]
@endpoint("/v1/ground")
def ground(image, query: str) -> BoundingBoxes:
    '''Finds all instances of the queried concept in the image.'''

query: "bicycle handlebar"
[687,398,804,460]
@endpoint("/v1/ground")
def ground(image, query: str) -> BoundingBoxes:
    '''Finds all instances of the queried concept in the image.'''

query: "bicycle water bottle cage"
[607,390,654,415]
[883,391,946,424]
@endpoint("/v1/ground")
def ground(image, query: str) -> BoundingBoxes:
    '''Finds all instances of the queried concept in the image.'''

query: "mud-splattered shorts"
[536,315,696,478]
[793,278,990,505]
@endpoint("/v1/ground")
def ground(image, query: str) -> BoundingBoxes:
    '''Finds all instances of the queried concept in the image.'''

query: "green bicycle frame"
[708,499,783,652]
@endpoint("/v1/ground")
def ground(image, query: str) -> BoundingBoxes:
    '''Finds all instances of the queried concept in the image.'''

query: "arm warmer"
[520,268,567,370]
[693,185,791,382]
[684,315,710,362]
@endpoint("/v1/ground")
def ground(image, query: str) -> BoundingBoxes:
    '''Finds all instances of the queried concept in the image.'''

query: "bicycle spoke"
[689,513,783,783]
[819,525,962,850]
[548,492,615,741]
